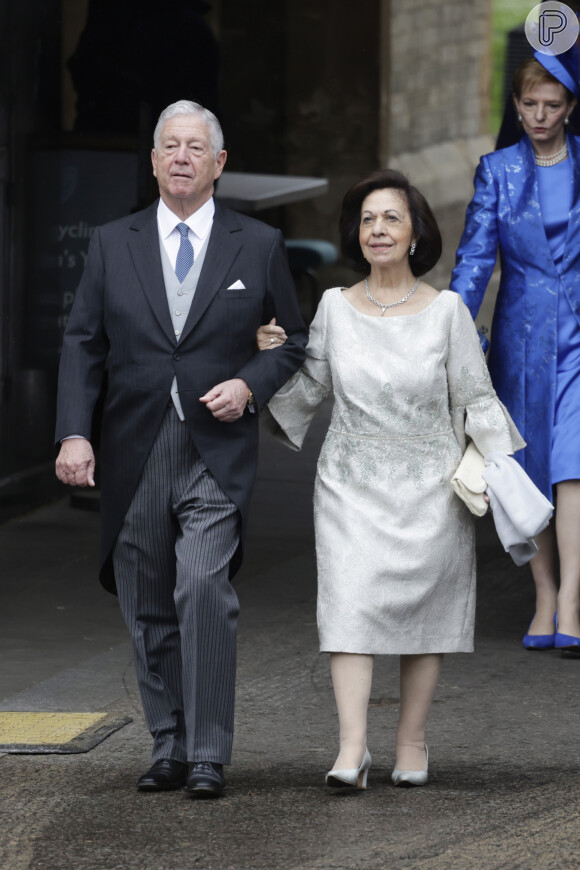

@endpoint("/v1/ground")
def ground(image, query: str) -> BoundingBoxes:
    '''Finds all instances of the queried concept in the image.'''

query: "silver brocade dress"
[266,288,524,655]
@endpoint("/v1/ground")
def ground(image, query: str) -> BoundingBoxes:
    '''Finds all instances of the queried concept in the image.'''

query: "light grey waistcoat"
[159,235,210,419]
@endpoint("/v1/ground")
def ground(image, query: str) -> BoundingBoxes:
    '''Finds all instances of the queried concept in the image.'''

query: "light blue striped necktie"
[175,222,194,282]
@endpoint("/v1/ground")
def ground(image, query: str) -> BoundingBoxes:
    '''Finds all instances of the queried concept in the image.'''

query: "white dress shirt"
[156,196,215,265]
[157,196,215,421]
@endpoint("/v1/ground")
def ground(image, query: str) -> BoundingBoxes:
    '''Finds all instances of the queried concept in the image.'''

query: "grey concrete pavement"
[1,405,579,870]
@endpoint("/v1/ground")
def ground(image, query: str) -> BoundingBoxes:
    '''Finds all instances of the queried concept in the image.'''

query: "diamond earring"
[409,241,416,256]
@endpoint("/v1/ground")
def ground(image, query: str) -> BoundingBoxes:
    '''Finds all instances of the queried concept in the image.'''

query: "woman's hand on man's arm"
[256,318,288,350]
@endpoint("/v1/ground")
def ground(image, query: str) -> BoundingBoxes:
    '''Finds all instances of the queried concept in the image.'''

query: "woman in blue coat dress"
[451,52,580,656]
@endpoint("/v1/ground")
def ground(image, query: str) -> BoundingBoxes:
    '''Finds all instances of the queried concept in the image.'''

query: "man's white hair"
[153,100,224,157]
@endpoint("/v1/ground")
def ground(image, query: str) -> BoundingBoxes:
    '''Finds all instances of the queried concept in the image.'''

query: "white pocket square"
[227,280,246,290]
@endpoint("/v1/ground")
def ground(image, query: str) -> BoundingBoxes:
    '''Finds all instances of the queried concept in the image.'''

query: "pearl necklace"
[534,142,568,166]
[364,276,420,315]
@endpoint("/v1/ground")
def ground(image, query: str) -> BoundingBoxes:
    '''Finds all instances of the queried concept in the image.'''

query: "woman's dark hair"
[339,169,442,277]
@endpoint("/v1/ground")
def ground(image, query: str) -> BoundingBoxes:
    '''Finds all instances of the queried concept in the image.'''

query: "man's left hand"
[200,378,250,422]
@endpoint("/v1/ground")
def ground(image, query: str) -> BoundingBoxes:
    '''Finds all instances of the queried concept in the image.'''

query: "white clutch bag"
[451,441,487,516]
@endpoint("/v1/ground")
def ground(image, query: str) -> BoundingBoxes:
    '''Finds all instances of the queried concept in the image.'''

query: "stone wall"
[218,0,382,241]
[283,0,382,244]
[383,0,495,300]
[385,0,491,157]
[277,0,494,295]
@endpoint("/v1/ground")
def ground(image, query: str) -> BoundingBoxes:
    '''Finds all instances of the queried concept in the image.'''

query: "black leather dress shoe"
[185,762,226,798]
[137,759,188,791]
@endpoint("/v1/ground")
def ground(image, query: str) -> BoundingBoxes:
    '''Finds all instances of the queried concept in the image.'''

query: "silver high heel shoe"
[391,744,429,787]
[325,748,372,789]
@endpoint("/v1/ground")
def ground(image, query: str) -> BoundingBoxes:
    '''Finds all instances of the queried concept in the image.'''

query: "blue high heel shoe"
[522,614,556,650]
[554,613,580,658]
[554,632,580,657]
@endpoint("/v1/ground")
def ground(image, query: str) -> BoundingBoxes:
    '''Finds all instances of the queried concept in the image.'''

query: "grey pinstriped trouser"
[113,406,240,765]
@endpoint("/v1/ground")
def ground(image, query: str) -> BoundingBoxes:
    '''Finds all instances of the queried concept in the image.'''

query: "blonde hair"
[513,58,575,103]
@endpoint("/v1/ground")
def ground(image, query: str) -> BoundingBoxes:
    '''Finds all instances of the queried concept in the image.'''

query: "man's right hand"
[55,438,96,487]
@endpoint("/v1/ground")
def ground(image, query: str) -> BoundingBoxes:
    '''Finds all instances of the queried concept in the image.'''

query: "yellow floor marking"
[0,712,107,744]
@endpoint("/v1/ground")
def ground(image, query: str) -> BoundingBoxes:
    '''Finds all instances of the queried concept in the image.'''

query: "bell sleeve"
[450,155,500,320]
[262,291,332,451]
[446,294,525,455]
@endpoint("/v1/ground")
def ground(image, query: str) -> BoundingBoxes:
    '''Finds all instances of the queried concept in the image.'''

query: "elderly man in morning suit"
[55,100,307,797]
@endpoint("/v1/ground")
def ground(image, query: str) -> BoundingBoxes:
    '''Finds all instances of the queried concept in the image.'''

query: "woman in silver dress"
[258,170,523,788]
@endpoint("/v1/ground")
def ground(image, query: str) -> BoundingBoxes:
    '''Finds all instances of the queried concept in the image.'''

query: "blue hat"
[534,42,580,97]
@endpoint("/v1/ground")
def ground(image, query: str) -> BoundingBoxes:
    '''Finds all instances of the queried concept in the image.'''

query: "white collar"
[157,196,215,241]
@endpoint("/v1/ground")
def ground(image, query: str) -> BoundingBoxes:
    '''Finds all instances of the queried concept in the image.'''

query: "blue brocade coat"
[450,134,580,499]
